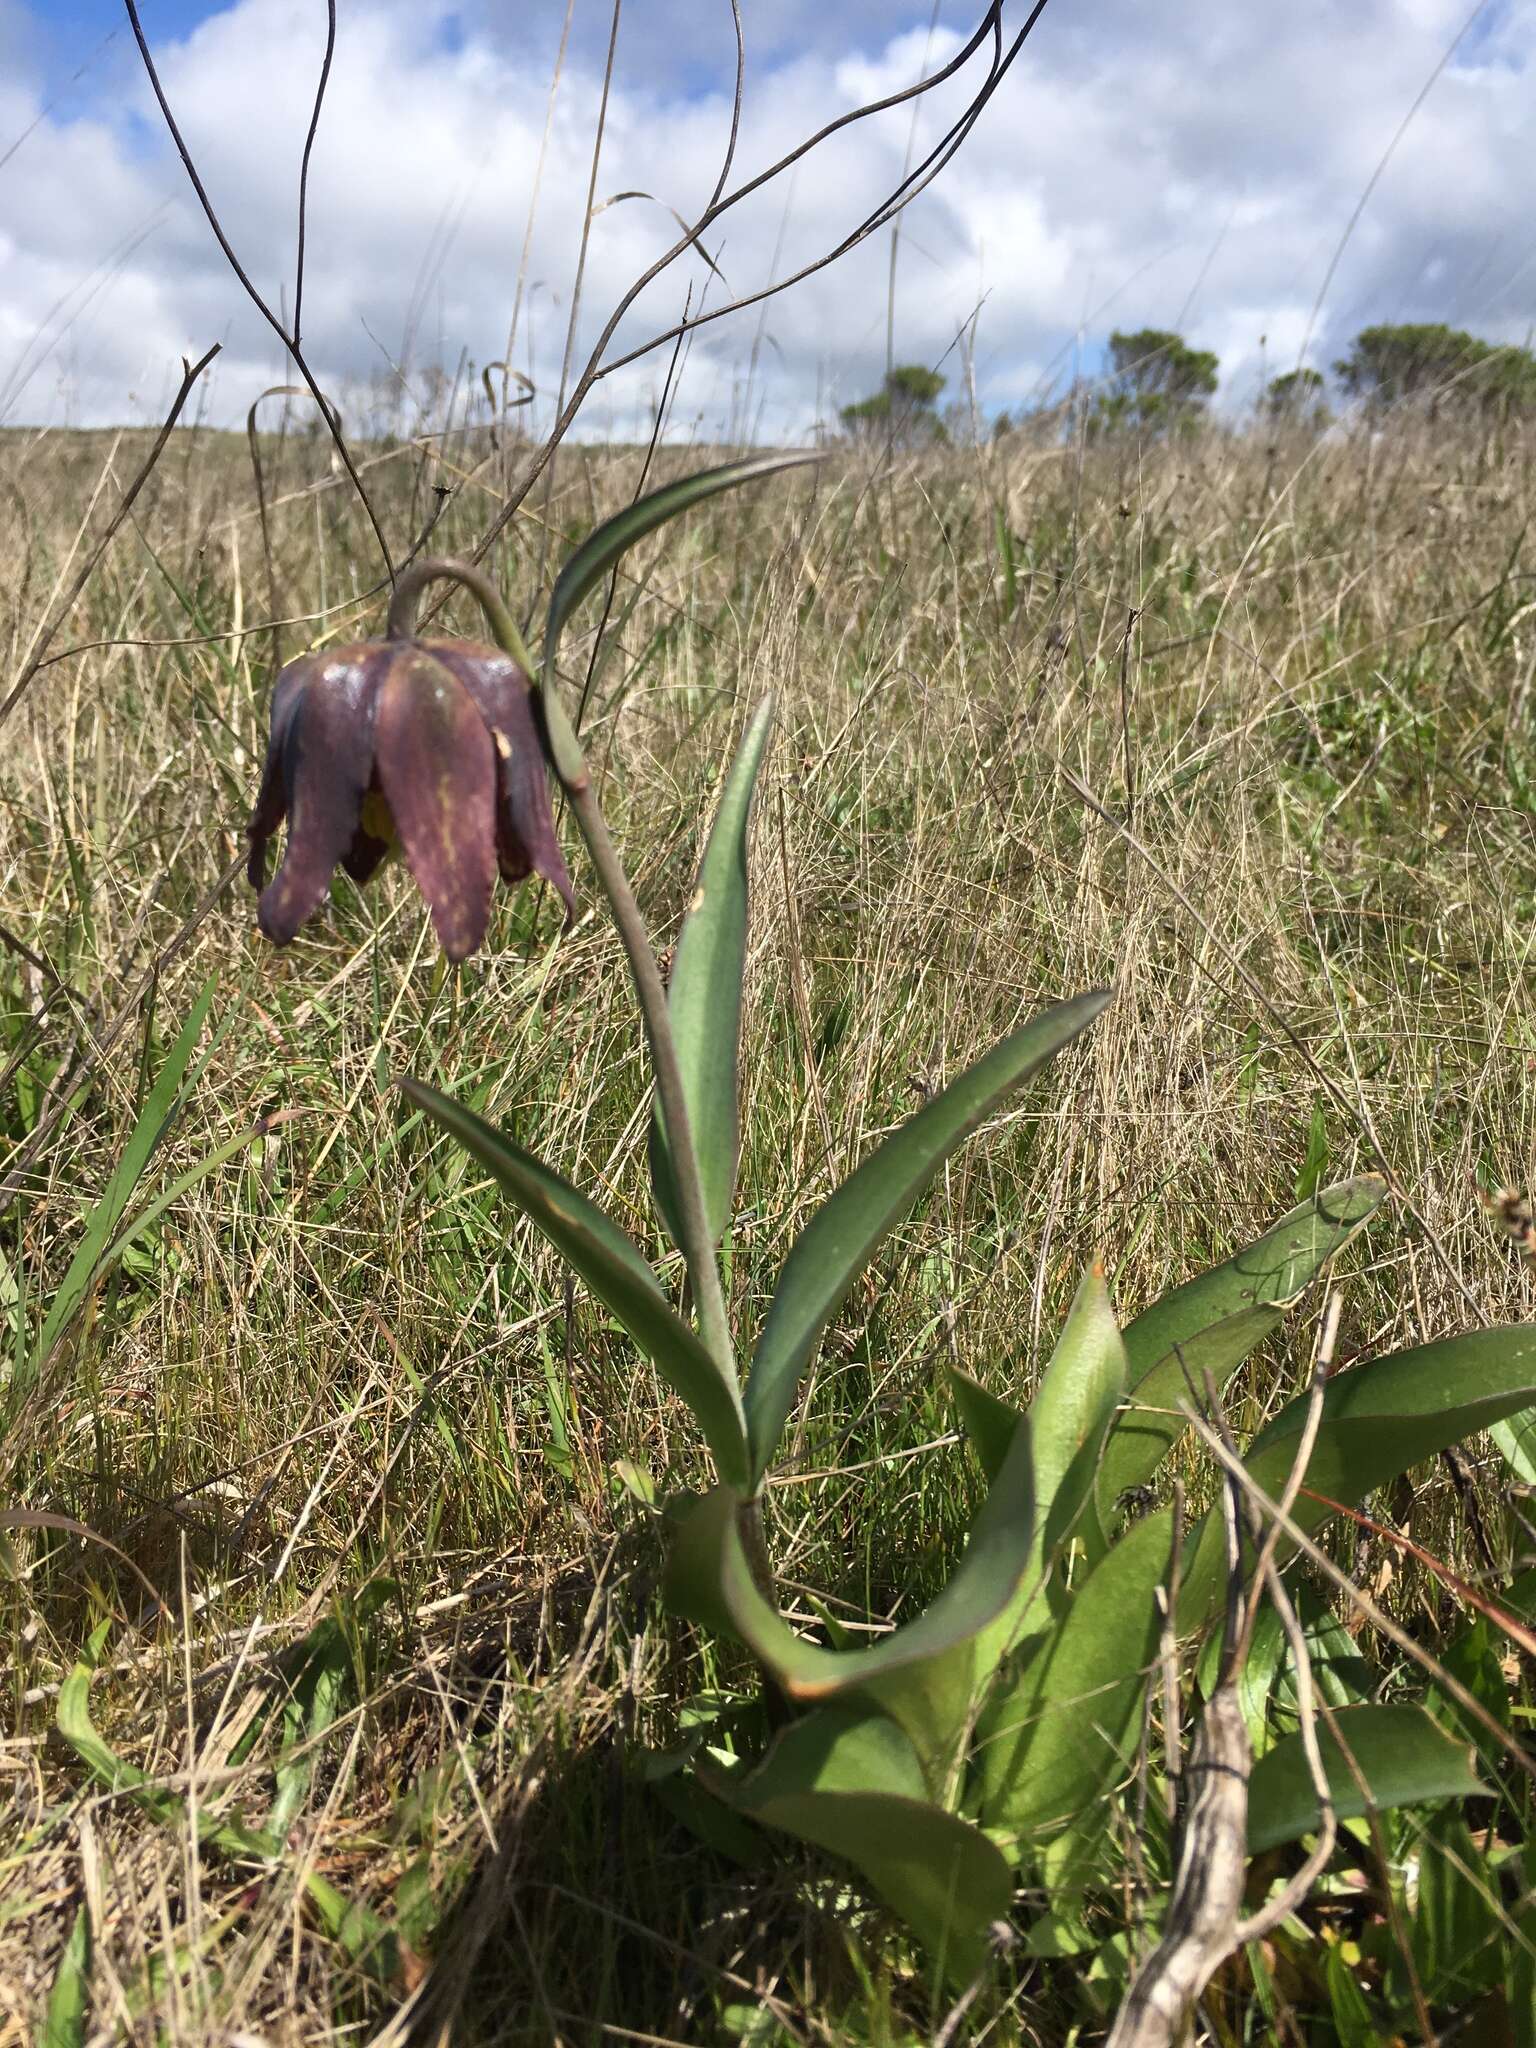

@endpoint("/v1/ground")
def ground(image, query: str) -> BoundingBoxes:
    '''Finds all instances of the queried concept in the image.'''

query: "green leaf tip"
[650,693,776,1250]
[745,986,1111,1480]
[544,451,823,686]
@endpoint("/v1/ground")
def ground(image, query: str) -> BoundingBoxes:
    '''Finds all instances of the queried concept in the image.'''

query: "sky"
[2,0,1534,438]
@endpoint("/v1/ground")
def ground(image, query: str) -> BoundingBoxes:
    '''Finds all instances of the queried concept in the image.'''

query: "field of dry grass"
[1,410,1534,2042]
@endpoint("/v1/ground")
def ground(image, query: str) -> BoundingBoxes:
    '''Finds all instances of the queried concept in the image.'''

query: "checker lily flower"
[246,635,574,961]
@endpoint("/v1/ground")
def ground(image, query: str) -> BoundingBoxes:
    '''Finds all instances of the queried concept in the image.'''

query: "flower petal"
[427,640,575,918]
[374,647,497,962]
[245,654,315,887]
[257,652,377,945]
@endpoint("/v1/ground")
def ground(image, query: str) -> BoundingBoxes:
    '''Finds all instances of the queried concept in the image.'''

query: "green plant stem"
[386,557,539,672]
[560,780,738,1386]
[384,556,741,1428]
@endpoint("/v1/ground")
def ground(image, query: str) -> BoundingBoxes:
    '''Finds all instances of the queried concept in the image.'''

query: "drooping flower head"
[246,636,574,961]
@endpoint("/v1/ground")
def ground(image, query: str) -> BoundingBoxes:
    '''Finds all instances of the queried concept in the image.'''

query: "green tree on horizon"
[1334,322,1536,416]
[1263,366,1331,430]
[840,363,948,446]
[1093,328,1219,438]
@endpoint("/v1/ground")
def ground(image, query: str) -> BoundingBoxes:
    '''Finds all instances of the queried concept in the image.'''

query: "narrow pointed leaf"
[1247,1706,1484,1854]
[972,1263,1125,1674]
[948,1366,1021,1486]
[1096,1174,1386,1523]
[745,989,1111,1480]
[730,1705,1012,1987]
[544,452,822,683]
[650,696,774,1248]
[401,1077,749,1489]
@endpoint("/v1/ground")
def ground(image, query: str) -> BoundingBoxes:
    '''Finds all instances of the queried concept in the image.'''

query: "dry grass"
[1,410,1533,2042]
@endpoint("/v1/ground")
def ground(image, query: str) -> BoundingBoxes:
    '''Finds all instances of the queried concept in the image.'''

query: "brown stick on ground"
[1106,1303,1341,2048]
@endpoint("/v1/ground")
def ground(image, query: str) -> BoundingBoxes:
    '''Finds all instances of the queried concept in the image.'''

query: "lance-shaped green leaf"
[666,1372,1046,1786]
[948,1365,1022,1486]
[1247,1705,1484,1854]
[976,1505,1174,1838]
[1180,1324,1536,1619]
[400,1077,750,1490]
[543,451,822,686]
[745,989,1111,1481]
[1096,1175,1386,1524]
[729,1705,1012,1988]
[971,1264,1126,1673]
[650,696,774,1250]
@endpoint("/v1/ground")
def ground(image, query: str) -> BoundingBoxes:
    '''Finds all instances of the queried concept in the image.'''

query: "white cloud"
[1,0,1534,434]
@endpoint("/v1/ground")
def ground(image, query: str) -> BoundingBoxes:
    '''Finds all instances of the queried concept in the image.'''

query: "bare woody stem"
[385,558,740,1404]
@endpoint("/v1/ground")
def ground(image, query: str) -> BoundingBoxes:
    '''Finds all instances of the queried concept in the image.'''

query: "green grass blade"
[42,1903,90,2048]
[1097,1174,1387,1521]
[29,974,220,1383]
[57,1649,278,1861]
[58,1634,400,1985]
[93,1126,265,1279]
[1246,1705,1483,1853]
[649,695,774,1249]
[543,452,821,684]
[744,989,1111,1481]
[400,1076,750,1488]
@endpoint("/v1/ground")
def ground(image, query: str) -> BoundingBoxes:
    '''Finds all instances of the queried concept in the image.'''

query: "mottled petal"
[257,653,378,945]
[374,647,497,962]
[245,653,315,887]
[427,639,575,919]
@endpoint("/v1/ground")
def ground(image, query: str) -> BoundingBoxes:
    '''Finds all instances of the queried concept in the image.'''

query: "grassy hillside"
[2,413,1534,2042]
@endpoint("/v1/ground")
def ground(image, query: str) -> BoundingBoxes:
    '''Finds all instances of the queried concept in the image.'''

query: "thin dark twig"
[705,0,746,213]
[246,383,342,669]
[588,0,1027,384]
[122,0,392,577]
[469,0,1052,568]
[293,0,337,347]
[0,343,220,729]
[1119,604,1140,825]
